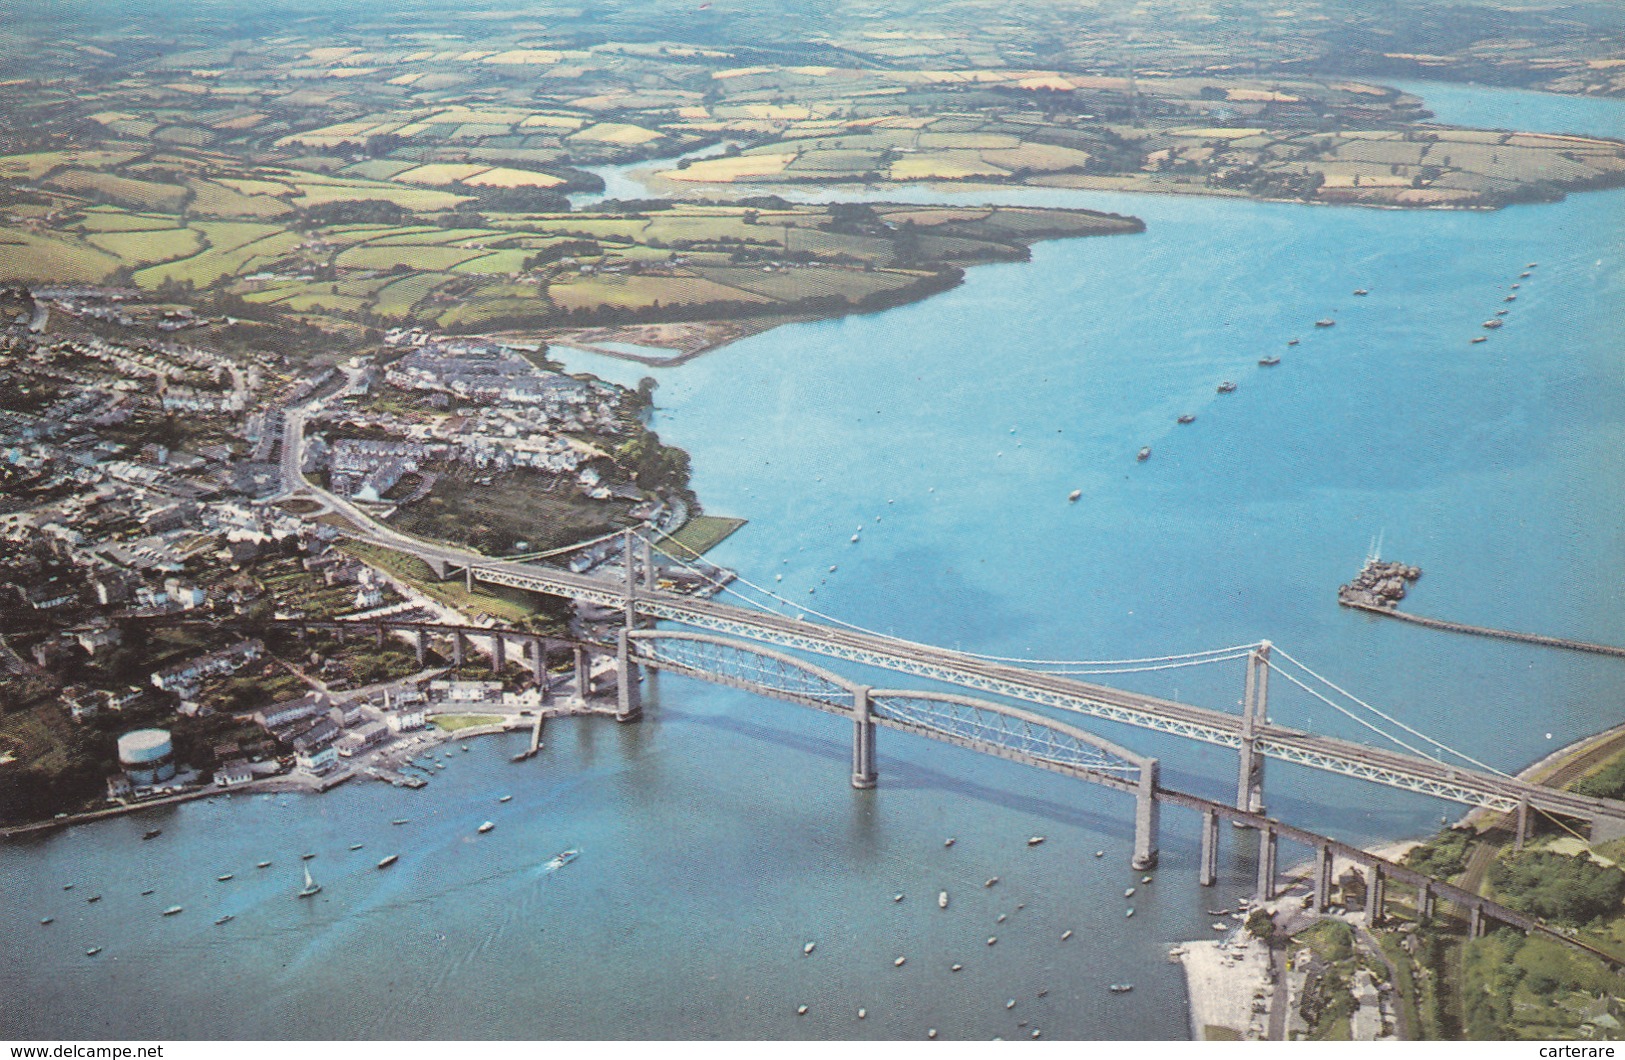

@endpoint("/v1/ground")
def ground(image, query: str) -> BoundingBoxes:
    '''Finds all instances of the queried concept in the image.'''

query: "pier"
[1342,599,1625,660]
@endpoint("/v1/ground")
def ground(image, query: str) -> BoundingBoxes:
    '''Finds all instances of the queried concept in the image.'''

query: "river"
[3,82,1623,1041]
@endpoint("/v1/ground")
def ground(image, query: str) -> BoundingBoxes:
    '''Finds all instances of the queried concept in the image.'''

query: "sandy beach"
[1174,929,1274,1040]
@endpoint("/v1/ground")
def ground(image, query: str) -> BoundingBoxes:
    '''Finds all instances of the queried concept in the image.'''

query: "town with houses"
[0,281,707,828]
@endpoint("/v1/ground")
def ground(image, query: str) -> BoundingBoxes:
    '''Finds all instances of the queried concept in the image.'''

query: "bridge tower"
[1235,641,1271,820]
[615,527,645,722]
[851,686,877,789]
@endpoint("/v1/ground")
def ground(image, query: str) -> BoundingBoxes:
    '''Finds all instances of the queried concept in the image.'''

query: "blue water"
[4,81,1624,1040]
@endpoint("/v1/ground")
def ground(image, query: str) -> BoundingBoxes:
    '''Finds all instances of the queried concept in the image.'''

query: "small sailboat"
[298,865,321,899]
[938,891,949,909]
[477,821,495,834]
[377,855,398,869]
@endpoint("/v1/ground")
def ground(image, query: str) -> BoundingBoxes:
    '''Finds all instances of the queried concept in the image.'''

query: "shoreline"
[1174,717,1625,1040]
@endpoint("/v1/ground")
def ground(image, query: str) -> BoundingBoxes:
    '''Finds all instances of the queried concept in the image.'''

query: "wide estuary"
[3,82,1624,1040]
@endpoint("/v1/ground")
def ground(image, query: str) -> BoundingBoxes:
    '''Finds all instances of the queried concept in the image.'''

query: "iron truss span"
[406,551,1625,827]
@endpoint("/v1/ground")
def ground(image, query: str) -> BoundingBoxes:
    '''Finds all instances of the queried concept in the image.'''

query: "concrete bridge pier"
[414,629,427,665]
[452,631,466,668]
[1313,844,1334,911]
[573,646,589,701]
[1131,758,1160,870]
[615,629,642,722]
[530,639,546,689]
[1418,882,1436,922]
[1199,809,1220,887]
[491,634,506,675]
[851,686,878,789]
[1469,902,1486,938]
[1256,825,1278,901]
[373,623,385,649]
[1515,797,1529,851]
[1365,866,1386,925]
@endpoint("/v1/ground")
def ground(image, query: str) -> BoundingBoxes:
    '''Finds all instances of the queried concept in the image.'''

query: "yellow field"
[889,154,1009,180]
[569,122,664,145]
[462,167,564,188]
[664,152,796,182]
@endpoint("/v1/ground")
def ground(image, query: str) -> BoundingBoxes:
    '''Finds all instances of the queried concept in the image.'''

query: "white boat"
[349,843,363,851]
[1125,908,1134,918]
[217,874,234,882]
[1212,922,1228,931]
[1027,836,1045,846]
[85,947,102,956]
[892,893,904,902]
[477,821,495,834]
[1061,929,1073,941]
[40,917,54,926]
[985,877,999,887]
[162,905,183,916]
[1068,490,1082,502]
[498,795,512,803]
[214,915,234,925]
[256,861,271,868]
[803,942,816,956]
[1124,887,1135,898]
[893,957,906,967]
[938,891,949,909]
[944,837,956,847]
[298,865,321,899]
[377,855,399,869]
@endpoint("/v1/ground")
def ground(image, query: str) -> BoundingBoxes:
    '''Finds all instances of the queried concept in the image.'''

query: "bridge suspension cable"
[641,527,1261,671]
[1266,647,1596,842]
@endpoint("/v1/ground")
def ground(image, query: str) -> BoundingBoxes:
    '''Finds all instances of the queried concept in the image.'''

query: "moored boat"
[1177,414,1195,424]
[377,854,399,869]
[162,905,183,916]
[1471,336,1488,344]
[256,861,271,868]
[1067,489,1082,502]
[1258,355,1280,366]
[1136,446,1151,461]
[1217,381,1237,393]
[142,829,162,840]
[214,915,234,926]
[1315,318,1335,327]
[297,865,321,899]
[1027,836,1045,846]
[1484,319,1503,328]
[939,891,949,909]
[216,874,233,882]
[477,821,495,834]
[85,947,102,956]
